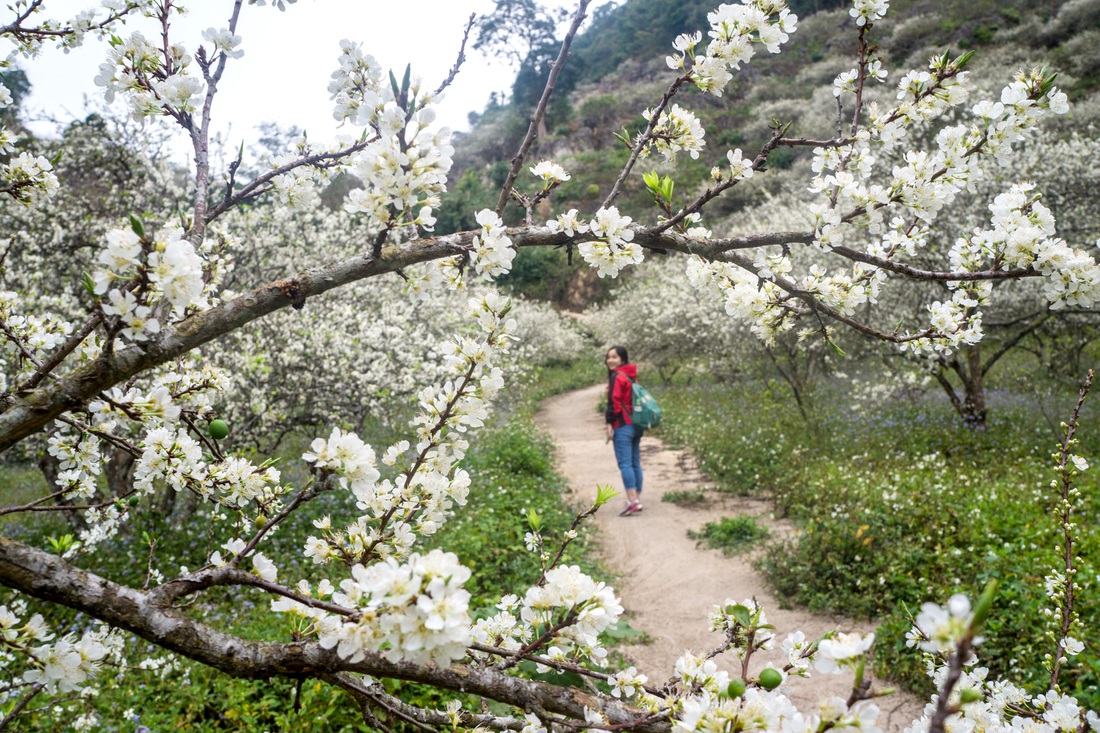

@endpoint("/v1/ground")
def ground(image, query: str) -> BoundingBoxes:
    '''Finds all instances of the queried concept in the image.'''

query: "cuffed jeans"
[612,424,644,493]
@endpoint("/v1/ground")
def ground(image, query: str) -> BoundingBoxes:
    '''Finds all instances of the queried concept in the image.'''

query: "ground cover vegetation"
[649,370,1100,705]
[688,515,771,555]
[1,0,1099,732]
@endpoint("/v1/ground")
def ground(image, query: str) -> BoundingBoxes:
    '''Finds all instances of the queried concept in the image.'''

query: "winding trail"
[535,384,924,731]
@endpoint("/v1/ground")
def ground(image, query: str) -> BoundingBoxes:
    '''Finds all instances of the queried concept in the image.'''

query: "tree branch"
[0,535,666,732]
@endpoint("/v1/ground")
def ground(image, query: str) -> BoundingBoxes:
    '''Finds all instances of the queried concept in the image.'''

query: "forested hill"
[546,0,849,93]
[440,0,1100,306]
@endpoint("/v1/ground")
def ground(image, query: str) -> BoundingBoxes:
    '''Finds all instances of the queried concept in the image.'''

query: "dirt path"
[535,384,925,731]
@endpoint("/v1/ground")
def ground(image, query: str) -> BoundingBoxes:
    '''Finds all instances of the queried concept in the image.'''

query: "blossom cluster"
[0,600,121,695]
[267,295,525,668]
[0,290,74,391]
[685,255,793,343]
[94,30,205,121]
[317,549,473,666]
[469,209,516,279]
[340,59,453,236]
[665,1,798,96]
[900,597,1096,733]
[90,225,208,344]
[521,564,623,667]
[641,104,707,160]
[579,206,641,278]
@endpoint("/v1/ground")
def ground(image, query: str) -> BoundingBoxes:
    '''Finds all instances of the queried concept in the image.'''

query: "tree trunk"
[961,344,986,428]
[932,344,987,429]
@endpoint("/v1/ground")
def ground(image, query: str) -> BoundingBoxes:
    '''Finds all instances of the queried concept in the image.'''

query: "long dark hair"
[606,346,629,422]
[605,345,628,373]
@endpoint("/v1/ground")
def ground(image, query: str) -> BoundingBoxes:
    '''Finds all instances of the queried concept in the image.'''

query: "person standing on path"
[605,346,644,516]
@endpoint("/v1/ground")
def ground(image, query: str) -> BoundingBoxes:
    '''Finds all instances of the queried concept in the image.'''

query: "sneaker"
[633,502,643,513]
[619,501,635,517]
[624,501,642,516]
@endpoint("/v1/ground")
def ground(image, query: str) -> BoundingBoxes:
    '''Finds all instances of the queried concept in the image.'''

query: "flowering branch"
[1046,369,1092,690]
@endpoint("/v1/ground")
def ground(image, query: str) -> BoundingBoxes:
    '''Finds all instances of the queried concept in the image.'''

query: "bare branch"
[494,0,593,217]
[433,14,477,98]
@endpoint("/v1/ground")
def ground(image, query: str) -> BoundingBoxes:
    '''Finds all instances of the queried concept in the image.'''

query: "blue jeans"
[612,424,643,493]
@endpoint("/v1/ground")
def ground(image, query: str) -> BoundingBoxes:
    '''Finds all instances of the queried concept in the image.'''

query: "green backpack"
[630,379,663,430]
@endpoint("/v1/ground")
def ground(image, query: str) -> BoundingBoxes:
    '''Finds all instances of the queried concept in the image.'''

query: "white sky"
[17,0,614,156]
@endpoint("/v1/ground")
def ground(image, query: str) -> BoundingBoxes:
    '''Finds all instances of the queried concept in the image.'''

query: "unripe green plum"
[758,668,782,691]
[726,678,747,698]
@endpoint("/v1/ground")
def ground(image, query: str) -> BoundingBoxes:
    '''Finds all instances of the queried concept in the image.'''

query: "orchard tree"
[0,1,1097,732]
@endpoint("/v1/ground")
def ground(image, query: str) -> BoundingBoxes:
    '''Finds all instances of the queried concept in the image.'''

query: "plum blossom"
[303,427,381,497]
[815,632,875,673]
[912,594,974,654]
[202,26,244,59]
[642,104,706,160]
[530,160,570,184]
[548,209,589,237]
[316,550,472,666]
[469,209,516,280]
[580,207,641,278]
[850,0,889,26]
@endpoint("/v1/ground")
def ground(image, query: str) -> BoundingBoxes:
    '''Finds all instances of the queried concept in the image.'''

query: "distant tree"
[474,0,569,68]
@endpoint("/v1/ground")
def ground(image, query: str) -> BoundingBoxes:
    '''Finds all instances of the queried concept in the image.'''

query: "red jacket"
[606,364,637,428]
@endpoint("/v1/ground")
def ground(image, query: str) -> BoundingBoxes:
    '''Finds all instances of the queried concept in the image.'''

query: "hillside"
[438,0,1100,307]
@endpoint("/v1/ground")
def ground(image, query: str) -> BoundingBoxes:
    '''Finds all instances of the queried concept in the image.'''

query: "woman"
[605,345,643,516]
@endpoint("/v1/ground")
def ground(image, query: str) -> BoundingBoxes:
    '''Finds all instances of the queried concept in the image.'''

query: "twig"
[0,683,43,732]
[433,14,477,98]
[928,637,973,733]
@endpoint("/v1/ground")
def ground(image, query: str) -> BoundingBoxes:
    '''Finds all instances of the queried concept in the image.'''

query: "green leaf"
[400,63,412,102]
[660,176,675,202]
[726,604,752,627]
[526,508,542,532]
[595,484,618,507]
[47,534,75,554]
[971,579,998,632]
[129,214,146,238]
[389,70,401,104]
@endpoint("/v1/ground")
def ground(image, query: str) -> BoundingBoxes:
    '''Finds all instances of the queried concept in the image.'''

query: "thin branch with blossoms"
[1046,369,1092,691]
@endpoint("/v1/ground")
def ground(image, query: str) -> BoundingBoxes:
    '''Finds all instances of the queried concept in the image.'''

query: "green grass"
[661,487,709,505]
[654,373,1100,704]
[688,515,770,555]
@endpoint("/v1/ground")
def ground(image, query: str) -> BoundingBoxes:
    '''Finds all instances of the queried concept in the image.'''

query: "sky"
[16,0,614,158]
